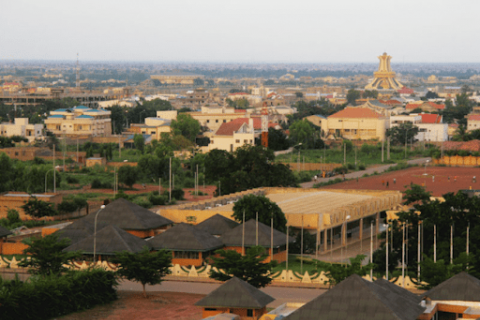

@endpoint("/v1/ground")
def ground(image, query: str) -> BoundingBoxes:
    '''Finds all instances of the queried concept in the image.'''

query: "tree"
[232,194,287,232]
[288,229,316,254]
[363,90,378,99]
[193,78,205,86]
[7,209,20,224]
[112,247,172,298]
[20,234,80,276]
[210,246,277,288]
[170,113,201,142]
[315,254,374,287]
[134,134,145,153]
[118,166,137,188]
[403,183,432,206]
[295,92,304,98]
[21,197,58,218]
[268,128,290,151]
[386,122,419,146]
[425,91,439,99]
[289,119,314,147]
[346,89,361,105]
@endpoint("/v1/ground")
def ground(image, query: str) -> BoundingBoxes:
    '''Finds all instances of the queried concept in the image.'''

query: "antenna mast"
[76,53,80,88]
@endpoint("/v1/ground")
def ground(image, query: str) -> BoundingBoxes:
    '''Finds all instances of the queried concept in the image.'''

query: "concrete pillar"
[342,223,346,246]
[324,229,328,251]
[359,218,363,240]
[376,212,380,234]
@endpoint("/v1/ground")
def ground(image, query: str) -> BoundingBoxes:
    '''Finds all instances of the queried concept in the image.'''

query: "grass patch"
[272,255,319,275]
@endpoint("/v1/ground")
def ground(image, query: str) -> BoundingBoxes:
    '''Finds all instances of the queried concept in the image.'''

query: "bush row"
[0,269,117,320]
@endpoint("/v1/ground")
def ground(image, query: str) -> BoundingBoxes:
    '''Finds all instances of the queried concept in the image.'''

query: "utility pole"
[53,144,56,193]
[76,139,79,164]
[381,140,384,163]
[387,137,391,160]
[169,157,172,203]
[344,143,346,165]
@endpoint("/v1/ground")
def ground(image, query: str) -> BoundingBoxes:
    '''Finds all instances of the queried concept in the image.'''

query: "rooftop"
[329,107,383,119]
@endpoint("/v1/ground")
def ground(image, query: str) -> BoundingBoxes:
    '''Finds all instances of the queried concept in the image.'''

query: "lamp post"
[424,159,430,176]
[93,205,106,264]
[384,223,389,280]
[45,169,54,193]
[404,127,414,159]
[295,143,302,172]
[343,215,351,264]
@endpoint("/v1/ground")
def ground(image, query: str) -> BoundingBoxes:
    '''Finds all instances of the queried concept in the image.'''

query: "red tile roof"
[215,122,244,136]
[420,113,442,124]
[406,102,445,110]
[468,115,480,121]
[397,87,414,94]
[230,117,277,130]
[329,107,383,119]
[234,109,247,113]
[379,99,402,105]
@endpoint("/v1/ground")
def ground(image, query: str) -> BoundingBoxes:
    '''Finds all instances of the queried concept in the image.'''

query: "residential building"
[390,114,422,128]
[150,73,204,85]
[148,223,223,267]
[85,157,107,167]
[467,114,480,131]
[304,114,327,133]
[195,277,275,320]
[156,110,178,121]
[127,117,172,140]
[0,192,62,220]
[0,118,43,142]
[208,118,255,152]
[326,107,389,141]
[359,100,404,116]
[44,105,112,138]
[190,107,247,131]
[415,114,448,142]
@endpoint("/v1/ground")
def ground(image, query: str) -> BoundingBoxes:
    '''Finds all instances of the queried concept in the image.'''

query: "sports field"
[319,166,480,197]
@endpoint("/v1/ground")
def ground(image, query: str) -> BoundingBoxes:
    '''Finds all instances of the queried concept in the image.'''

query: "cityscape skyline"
[1,0,479,63]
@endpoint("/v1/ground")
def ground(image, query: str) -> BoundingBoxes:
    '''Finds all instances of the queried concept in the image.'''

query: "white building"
[390,113,448,142]
[0,118,43,142]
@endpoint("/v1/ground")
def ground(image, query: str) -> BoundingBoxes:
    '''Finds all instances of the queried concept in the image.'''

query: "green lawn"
[275,145,434,167]
[272,255,319,275]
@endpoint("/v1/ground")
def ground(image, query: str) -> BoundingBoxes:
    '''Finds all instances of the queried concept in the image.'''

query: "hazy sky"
[1,0,479,63]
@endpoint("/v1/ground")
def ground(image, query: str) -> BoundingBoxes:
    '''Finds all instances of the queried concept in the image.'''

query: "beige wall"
[326,117,388,141]
[190,112,246,131]
[0,118,43,142]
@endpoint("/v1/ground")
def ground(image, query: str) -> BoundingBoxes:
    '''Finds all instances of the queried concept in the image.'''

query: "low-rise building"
[0,192,63,220]
[44,105,112,138]
[415,114,448,142]
[406,101,445,113]
[190,107,247,131]
[195,277,275,320]
[0,118,43,142]
[127,117,172,140]
[467,114,480,131]
[208,118,255,152]
[326,107,389,141]
[85,157,107,167]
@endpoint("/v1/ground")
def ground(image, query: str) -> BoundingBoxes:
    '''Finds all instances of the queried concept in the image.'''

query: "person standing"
[393,178,396,185]
[386,181,389,188]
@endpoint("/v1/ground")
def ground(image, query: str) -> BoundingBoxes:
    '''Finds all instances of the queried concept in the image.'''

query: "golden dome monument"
[365,52,403,90]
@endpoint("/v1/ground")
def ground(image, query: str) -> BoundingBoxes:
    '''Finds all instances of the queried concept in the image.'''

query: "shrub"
[91,179,111,189]
[148,193,167,206]
[347,163,355,170]
[66,176,79,184]
[164,188,185,200]
[114,190,130,200]
[7,209,20,224]
[358,164,366,170]
[0,269,117,320]
[133,198,153,209]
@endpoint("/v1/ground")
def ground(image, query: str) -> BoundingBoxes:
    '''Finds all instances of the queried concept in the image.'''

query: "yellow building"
[150,74,204,85]
[365,53,403,90]
[326,107,388,141]
[127,117,172,140]
[208,118,255,152]
[44,105,112,137]
[0,118,44,142]
[189,107,247,131]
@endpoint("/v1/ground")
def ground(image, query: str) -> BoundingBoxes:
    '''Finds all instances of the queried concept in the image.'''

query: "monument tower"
[365,52,403,90]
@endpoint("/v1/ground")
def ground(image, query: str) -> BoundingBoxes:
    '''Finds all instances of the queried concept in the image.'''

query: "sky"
[1,0,479,63]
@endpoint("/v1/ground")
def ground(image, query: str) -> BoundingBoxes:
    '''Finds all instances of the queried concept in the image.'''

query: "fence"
[279,162,343,172]
[434,156,480,167]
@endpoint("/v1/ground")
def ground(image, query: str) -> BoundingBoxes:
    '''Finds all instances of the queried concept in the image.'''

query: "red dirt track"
[320,166,480,196]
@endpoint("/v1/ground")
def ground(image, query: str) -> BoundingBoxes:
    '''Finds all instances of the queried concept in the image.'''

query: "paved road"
[118,280,325,307]
[300,157,431,188]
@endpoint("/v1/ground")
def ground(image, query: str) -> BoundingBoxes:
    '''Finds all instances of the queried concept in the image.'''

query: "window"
[247,309,253,317]
[207,120,210,123]
[216,120,219,123]
[205,308,217,311]
[223,120,226,123]
[174,251,199,259]
[244,140,247,143]
[250,140,253,143]
[235,139,240,143]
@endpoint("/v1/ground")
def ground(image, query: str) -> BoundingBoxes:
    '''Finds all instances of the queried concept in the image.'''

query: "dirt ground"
[320,166,480,196]
[58,291,204,320]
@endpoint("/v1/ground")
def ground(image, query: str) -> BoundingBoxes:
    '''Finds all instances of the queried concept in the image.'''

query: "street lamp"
[93,205,106,264]
[404,127,414,159]
[384,223,389,280]
[45,168,54,193]
[424,159,430,176]
[342,215,351,264]
[295,143,302,172]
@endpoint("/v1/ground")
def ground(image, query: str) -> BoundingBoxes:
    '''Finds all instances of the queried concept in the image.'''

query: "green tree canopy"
[316,254,374,287]
[232,194,287,232]
[20,234,81,276]
[386,122,419,146]
[289,119,314,147]
[170,113,201,142]
[346,89,361,105]
[21,197,58,218]
[112,248,172,298]
[118,165,138,188]
[134,134,145,153]
[210,246,277,288]
[268,128,290,151]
